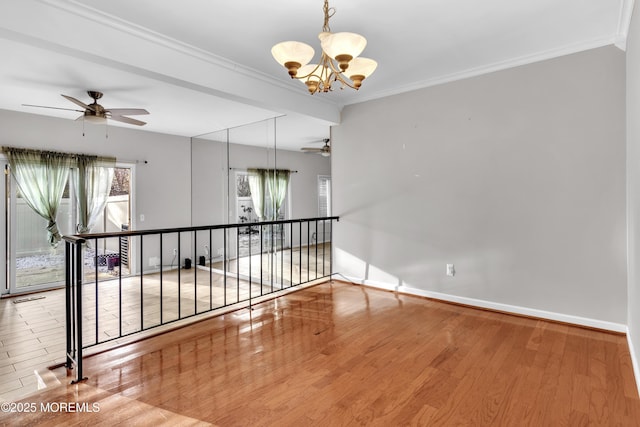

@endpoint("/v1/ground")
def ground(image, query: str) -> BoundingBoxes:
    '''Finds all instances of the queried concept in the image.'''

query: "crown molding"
[615,0,636,50]
[347,36,618,106]
[35,0,340,110]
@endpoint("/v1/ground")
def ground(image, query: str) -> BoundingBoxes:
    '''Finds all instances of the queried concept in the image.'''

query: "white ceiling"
[0,0,633,150]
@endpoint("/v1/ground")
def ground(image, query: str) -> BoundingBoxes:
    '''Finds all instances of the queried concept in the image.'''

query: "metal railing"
[64,216,338,383]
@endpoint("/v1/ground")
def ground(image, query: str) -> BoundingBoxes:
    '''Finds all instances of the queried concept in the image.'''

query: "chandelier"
[271,0,377,95]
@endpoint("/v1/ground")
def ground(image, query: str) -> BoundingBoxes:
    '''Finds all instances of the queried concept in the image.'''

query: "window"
[318,175,331,217]
[236,170,289,223]
[236,172,256,224]
[234,171,290,256]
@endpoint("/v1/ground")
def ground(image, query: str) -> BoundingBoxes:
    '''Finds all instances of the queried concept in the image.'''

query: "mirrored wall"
[190,116,332,291]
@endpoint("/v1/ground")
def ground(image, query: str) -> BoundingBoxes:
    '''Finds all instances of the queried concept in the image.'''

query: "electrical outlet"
[446,264,455,277]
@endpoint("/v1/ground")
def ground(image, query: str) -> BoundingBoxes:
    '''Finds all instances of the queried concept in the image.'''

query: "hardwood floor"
[1,281,639,426]
[0,244,331,401]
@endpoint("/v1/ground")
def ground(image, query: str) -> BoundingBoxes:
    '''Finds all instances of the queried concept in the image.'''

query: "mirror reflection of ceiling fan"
[23,90,149,126]
[301,138,331,157]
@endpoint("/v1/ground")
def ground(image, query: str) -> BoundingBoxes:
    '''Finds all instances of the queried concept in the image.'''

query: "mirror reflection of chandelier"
[271,0,377,95]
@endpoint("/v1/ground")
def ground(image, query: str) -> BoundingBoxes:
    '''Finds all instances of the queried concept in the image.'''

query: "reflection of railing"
[120,224,129,267]
[63,216,339,383]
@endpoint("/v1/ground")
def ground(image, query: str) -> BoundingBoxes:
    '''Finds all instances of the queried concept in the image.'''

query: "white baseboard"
[628,332,640,398]
[334,274,627,333]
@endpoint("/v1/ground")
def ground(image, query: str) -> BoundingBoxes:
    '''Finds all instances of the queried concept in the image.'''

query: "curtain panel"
[266,169,290,221]
[247,168,291,221]
[73,155,115,234]
[247,168,266,221]
[3,146,116,246]
[4,147,71,246]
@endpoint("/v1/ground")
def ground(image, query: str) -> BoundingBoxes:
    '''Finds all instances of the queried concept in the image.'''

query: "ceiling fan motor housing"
[87,90,103,100]
[84,99,107,123]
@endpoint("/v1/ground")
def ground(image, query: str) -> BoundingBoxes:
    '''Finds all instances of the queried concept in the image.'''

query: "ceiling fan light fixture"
[83,112,107,124]
[271,0,376,95]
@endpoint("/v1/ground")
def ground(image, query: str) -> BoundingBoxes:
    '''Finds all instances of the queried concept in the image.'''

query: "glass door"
[2,164,7,294]
[235,171,258,258]
[9,168,73,293]
[6,165,132,294]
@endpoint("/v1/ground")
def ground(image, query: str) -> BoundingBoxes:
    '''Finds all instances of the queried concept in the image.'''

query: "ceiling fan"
[23,90,149,126]
[301,138,331,157]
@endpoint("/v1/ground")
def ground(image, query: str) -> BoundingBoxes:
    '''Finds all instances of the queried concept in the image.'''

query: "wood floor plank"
[1,281,639,426]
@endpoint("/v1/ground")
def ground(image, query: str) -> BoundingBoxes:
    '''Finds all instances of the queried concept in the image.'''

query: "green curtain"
[73,155,115,233]
[247,168,266,220]
[248,169,290,221]
[4,147,72,246]
[266,169,290,220]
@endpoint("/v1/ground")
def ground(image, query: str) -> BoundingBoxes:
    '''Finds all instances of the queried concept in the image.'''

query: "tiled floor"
[0,290,67,402]
[0,244,331,402]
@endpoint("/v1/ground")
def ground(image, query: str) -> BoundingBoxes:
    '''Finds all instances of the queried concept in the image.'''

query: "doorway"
[5,165,132,294]
[234,170,290,258]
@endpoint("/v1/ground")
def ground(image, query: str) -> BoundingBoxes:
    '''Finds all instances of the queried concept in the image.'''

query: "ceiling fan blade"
[109,115,146,126]
[61,94,94,111]
[105,108,149,116]
[305,138,330,145]
[22,104,84,113]
[301,147,323,152]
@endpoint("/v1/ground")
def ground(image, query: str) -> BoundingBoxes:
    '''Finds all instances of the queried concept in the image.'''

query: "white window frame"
[318,175,331,217]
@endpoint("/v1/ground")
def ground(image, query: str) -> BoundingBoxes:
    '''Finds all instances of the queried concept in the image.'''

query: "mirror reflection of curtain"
[4,147,72,246]
[266,170,290,220]
[247,168,266,220]
[247,169,291,221]
[73,155,115,233]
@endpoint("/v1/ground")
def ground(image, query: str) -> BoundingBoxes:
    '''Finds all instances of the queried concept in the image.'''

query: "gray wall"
[0,109,192,230]
[627,2,640,393]
[0,109,330,280]
[0,109,193,276]
[333,45,627,326]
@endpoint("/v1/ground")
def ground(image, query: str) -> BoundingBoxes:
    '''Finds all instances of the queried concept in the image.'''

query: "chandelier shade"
[297,64,325,80]
[271,42,315,77]
[297,63,329,93]
[271,0,376,95]
[320,32,367,69]
[346,57,378,87]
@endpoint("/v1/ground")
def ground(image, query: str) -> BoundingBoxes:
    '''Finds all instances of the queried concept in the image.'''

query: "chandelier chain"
[322,0,335,33]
